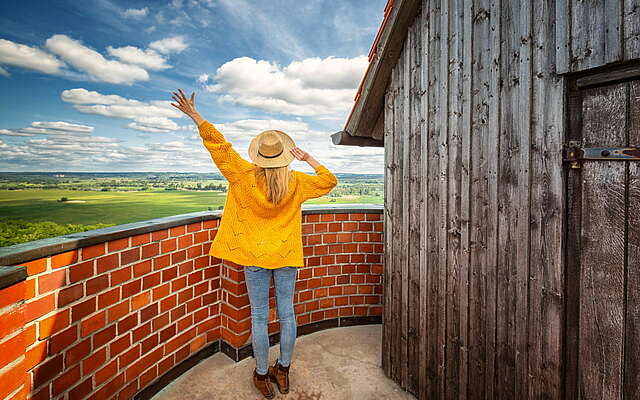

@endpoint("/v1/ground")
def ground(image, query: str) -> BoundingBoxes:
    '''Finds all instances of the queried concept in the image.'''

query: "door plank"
[578,82,627,400]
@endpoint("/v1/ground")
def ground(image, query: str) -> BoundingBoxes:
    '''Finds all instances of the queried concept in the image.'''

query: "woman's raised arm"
[171,89,253,182]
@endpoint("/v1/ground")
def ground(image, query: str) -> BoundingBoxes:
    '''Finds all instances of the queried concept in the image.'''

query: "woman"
[171,89,338,398]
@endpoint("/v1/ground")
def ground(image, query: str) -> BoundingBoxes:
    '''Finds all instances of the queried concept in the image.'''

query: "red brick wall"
[0,210,383,400]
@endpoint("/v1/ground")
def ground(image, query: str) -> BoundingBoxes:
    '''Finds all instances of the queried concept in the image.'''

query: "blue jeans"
[244,265,298,375]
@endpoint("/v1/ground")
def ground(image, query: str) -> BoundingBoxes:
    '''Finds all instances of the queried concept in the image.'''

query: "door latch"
[563,140,640,168]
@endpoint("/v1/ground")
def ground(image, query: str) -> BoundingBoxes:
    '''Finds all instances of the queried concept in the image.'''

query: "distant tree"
[59,197,68,202]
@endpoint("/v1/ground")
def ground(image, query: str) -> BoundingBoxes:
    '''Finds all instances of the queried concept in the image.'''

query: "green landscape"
[0,172,383,247]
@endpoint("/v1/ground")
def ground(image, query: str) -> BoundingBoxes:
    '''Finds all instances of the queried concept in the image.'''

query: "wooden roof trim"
[332,0,420,146]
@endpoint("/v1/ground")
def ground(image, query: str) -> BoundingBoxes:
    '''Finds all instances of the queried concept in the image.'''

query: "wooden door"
[565,74,640,399]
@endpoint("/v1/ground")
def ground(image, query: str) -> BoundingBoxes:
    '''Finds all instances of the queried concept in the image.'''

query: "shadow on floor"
[152,324,415,400]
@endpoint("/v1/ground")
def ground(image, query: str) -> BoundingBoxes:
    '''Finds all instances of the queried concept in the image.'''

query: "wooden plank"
[624,0,640,60]
[426,0,443,397]
[604,0,623,64]
[468,0,491,397]
[571,0,603,71]
[485,0,501,396]
[404,17,418,394]
[418,5,430,399]
[555,0,571,74]
[400,21,411,391]
[578,83,627,400]
[382,57,396,379]
[527,0,565,398]
[624,79,640,399]
[345,0,421,139]
[445,0,463,396]
[437,0,450,397]
[459,0,473,398]
[575,64,640,88]
[564,80,584,400]
[514,1,532,398]
[389,61,401,385]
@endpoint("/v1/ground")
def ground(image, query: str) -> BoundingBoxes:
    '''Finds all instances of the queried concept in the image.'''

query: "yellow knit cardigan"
[198,120,338,269]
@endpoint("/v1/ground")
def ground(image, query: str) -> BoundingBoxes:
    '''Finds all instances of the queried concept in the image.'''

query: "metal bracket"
[563,142,640,169]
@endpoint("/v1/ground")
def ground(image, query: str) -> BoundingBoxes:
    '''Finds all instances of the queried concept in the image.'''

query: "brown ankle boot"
[268,359,290,394]
[253,369,275,399]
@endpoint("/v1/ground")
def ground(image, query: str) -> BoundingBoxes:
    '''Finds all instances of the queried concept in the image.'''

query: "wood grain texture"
[578,83,627,400]
[624,80,640,399]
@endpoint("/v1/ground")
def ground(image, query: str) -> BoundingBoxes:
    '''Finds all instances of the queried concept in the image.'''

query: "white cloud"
[46,34,149,85]
[61,88,183,133]
[107,45,170,70]
[0,38,66,75]
[124,8,149,18]
[0,66,10,77]
[0,121,95,137]
[204,56,368,116]
[31,121,94,133]
[198,73,209,83]
[149,36,188,54]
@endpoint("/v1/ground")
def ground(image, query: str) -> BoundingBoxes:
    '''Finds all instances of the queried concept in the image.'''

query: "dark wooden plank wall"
[382,0,565,398]
[556,0,640,74]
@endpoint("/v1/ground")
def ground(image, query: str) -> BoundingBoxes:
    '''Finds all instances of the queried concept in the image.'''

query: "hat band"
[258,148,283,158]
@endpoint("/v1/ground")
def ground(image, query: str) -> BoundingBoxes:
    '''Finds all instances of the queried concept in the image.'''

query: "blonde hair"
[255,165,293,205]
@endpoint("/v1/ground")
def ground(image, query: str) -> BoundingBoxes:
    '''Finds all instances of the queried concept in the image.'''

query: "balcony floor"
[152,324,415,400]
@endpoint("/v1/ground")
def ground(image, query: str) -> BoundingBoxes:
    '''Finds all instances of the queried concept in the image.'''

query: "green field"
[0,189,381,226]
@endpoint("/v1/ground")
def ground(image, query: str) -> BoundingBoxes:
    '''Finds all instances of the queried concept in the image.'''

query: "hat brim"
[248,130,296,168]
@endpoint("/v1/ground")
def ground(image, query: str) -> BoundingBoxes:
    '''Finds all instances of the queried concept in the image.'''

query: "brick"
[122,279,142,298]
[25,340,46,371]
[121,248,140,265]
[193,231,208,244]
[95,359,117,386]
[132,322,151,343]
[169,225,186,237]
[82,243,106,260]
[68,378,92,400]
[81,311,105,337]
[328,223,342,232]
[132,291,151,310]
[51,250,78,269]
[319,298,334,309]
[111,266,132,286]
[52,364,80,397]
[90,373,125,400]
[82,347,106,375]
[65,339,91,367]
[38,269,66,294]
[305,214,320,223]
[108,301,130,323]
[349,213,365,221]
[107,237,129,252]
[33,353,63,389]
[86,274,109,295]
[161,238,177,253]
[39,309,70,339]
[339,307,353,316]
[0,330,24,371]
[20,279,35,302]
[154,283,171,302]
[0,361,24,399]
[187,221,202,232]
[325,308,339,319]
[334,213,350,221]
[323,234,337,244]
[69,260,94,283]
[110,335,131,357]
[162,266,178,282]
[335,296,349,306]
[0,306,24,338]
[143,272,161,290]
[141,303,158,323]
[141,334,158,354]
[142,242,160,259]
[118,315,138,336]
[71,297,96,323]
[96,253,119,274]
[24,258,47,275]
[152,229,169,242]
[93,325,117,349]
[153,254,171,270]
[131,233,151,246]
[25,293,55,322]
[358,222,373,231]
[98,287,120,309]
[133,260,152,277]
[178,234,193,249]
[171,250,186,265]
[119,345,140,369]
[320,214,334,222]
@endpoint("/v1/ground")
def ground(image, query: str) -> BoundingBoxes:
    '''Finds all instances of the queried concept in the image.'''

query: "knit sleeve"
[198,120,254,182]
[297,165,338,201]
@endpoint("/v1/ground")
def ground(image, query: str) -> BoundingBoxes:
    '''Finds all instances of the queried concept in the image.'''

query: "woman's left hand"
[171,89,200,120]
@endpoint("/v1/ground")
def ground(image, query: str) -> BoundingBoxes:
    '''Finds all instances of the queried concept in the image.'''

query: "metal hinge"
[563,140,640,169]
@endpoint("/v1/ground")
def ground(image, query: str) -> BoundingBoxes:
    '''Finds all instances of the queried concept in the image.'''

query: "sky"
[0,0,386,174]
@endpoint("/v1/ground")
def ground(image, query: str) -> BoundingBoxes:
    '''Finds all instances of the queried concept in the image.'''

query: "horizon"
[0,0,386,174]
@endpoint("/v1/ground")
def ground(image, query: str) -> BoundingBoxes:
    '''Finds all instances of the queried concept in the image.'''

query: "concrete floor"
[152,324,415,400]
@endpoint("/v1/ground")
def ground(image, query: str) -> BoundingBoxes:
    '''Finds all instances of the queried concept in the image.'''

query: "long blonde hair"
[255,166,293,205]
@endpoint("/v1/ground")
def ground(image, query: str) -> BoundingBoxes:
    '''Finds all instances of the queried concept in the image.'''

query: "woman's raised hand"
[170,89,199,119]
[290,146,310,161]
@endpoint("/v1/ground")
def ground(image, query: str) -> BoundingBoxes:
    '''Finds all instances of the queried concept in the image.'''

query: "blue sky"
[0,0,386,174]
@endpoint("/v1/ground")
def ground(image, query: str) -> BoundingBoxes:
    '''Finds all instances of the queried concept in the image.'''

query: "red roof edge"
[346,0,394,132]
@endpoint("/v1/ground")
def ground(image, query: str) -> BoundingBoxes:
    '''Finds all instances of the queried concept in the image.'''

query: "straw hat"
[248,129,296,168]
